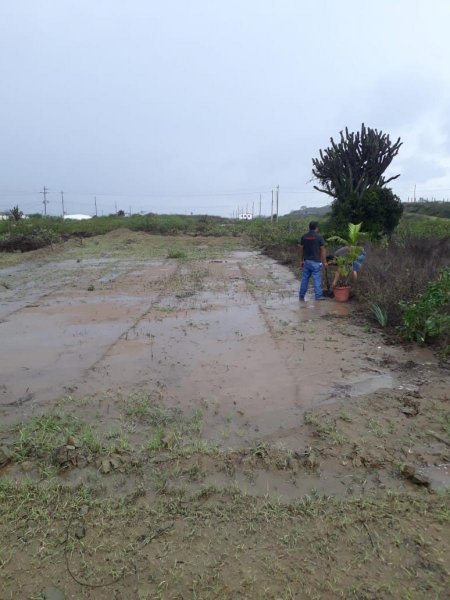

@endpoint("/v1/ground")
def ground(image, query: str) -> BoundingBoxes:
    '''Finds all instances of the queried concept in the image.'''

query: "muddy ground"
[0,231,449,599]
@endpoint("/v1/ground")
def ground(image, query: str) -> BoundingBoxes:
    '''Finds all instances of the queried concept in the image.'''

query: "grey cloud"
[398,157,446,184]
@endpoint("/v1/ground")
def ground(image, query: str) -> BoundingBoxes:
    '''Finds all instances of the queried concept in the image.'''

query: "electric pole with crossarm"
[41,186,49,216]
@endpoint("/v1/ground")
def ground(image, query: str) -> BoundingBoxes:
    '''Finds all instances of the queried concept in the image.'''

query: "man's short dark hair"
[309,221,319,230]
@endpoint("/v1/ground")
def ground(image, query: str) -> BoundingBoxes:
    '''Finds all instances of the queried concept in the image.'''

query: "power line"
[0,188,274,199]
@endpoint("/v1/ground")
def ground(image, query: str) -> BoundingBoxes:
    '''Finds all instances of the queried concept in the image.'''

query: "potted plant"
[327,223,366,302]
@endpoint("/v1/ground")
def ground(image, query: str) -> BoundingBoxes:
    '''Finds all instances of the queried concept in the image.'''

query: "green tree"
[330,187,403,236]
[9,205,24,221]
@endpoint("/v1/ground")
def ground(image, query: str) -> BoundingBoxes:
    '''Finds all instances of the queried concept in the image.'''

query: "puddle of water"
[1,246,440,455]
[335,374,394,398]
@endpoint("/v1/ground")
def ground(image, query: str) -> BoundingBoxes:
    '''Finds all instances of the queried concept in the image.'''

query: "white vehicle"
[238,213,253,220]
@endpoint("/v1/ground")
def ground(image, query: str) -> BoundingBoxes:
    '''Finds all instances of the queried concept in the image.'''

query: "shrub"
[0,226,59,252]
[330,187,403,237]
[354,237,450,328]
[167,248,187,259]
[400,268,450,351]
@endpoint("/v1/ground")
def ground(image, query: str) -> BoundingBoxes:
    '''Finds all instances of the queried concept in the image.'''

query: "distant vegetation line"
[288,201,450,220]
[403,201,450,219]
[1,210,450,255]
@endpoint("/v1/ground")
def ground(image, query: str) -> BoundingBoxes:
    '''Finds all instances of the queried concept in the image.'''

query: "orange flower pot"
[333,286,351,302]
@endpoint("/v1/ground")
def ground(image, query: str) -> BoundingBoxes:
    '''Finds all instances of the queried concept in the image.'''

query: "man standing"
[298,221,328,301]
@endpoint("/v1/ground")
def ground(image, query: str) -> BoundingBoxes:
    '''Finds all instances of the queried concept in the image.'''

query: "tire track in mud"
[87,261,183,373]
[237,262,281,347]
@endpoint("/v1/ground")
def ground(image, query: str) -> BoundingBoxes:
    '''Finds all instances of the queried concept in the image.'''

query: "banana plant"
[328,222,366,247]
[327,223,366,286]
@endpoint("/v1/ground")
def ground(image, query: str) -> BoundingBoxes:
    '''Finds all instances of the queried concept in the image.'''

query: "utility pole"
[413,184,416,202]
[115,201,118,214]
[276,184,279,222]
[40,186,49,216]
[60,191,65,217]
[259,193,262,217]
[271,189,274,222]
[94,196,98,217]
[252,200,254,217]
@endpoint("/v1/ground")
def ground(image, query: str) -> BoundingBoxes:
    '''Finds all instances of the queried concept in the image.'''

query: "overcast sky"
[1,0,450,217]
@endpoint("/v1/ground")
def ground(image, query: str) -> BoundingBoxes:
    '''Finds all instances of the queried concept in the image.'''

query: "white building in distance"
[63,214,92,220]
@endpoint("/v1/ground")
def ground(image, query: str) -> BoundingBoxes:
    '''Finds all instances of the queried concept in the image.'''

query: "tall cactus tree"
[312,124,402,200]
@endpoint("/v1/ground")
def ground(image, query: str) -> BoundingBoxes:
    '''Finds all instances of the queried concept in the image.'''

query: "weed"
[367,417,387,438]
[185,463,204,481]
[167,248,187,259]
[369,302,388,327]
[400,267,450,351]
[338,409,353,423]
[355,237,450,328]
[146,428,166,452]
[304,412,332,435]
[439,413,450,436]
[105,429,130,452]
[13,413,105,465]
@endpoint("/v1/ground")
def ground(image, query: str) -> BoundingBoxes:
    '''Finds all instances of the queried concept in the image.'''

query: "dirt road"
[1,232,449,598]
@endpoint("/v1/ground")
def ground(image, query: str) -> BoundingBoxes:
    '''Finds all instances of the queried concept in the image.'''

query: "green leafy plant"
[400,267,450,349]
[369,302,388,327]
[328,222,366,286]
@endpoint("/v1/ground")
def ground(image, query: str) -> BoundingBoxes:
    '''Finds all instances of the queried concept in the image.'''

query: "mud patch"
[1,231,450,599]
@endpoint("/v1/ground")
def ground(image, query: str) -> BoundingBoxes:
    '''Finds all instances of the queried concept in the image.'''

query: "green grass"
[0,479,448,599]
[403,201,450,219]
[166,248,187,259]
[10,413,110,471]
[304,412,347,445]
[396,213,450,239]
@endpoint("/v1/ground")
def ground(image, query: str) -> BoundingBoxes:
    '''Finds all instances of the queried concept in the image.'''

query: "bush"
[354,237,450,328]
[167,248,187,259]
[0,214,234,253]
[0,226,59,252]
[329,187,403,237]
[400,268,450,351]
